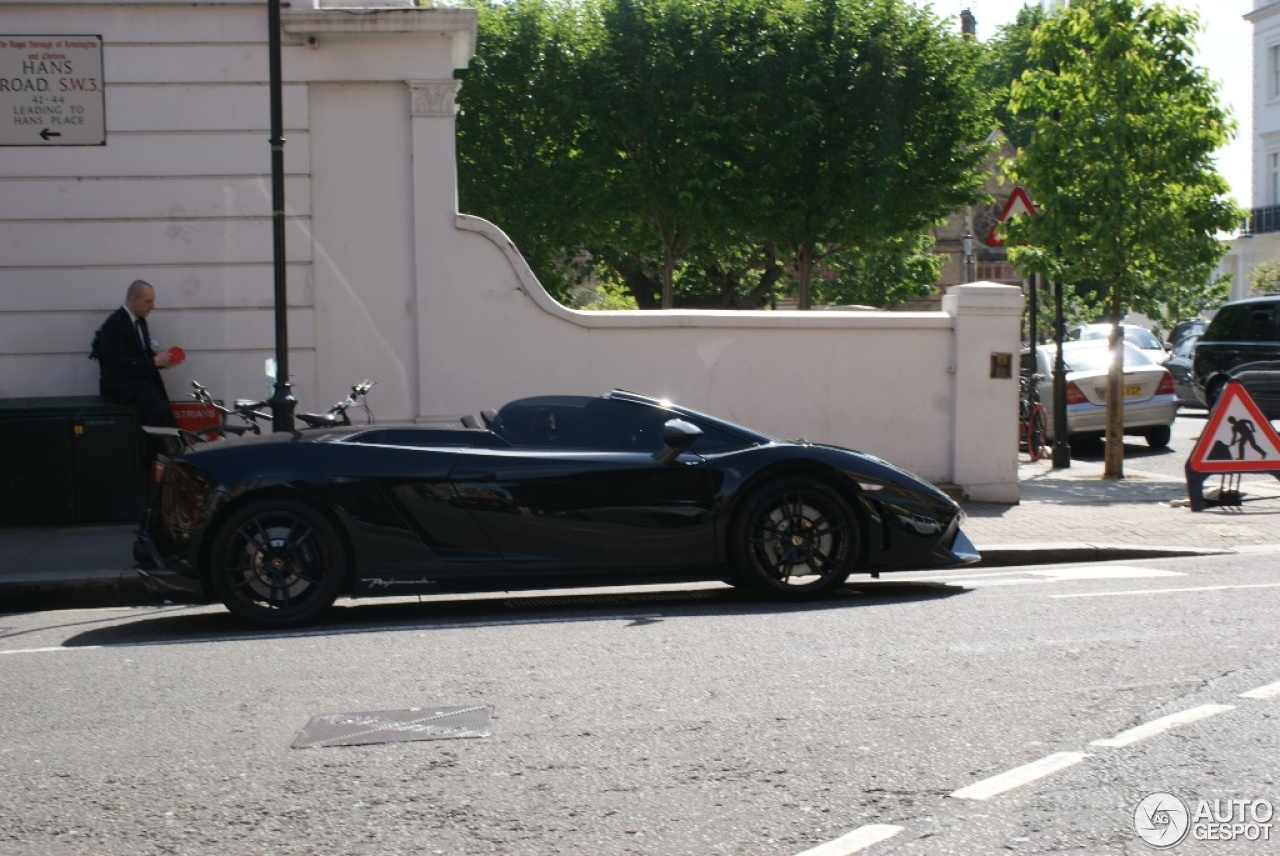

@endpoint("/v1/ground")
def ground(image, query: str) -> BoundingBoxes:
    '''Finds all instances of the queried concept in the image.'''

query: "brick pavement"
[963,457,1280,557]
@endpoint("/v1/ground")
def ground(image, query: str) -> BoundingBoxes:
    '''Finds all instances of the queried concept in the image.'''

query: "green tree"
[816,232,941,307]
[456,0,994,310]
[1004,0,1242,479]
[455,0,602,302]
[747,0,992,308]
[974,4,1045,150]
[1247,261,1280,295]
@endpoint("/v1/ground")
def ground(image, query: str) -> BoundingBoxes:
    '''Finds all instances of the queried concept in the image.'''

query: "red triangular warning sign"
[985,186,1036,247]
[1187,381,1280,473]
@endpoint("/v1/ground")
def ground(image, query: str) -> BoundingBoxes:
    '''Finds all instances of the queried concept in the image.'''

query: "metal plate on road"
[1,35,105,146]
[292,705,493,749]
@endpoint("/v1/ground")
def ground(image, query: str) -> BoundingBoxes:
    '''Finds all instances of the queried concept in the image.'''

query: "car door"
[448,397,718,580]
[323,433,509,592]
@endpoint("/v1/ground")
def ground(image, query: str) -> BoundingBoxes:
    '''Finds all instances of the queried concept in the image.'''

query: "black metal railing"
[1244,205,1280,236]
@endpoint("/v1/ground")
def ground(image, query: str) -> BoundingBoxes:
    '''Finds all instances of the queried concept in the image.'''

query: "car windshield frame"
[489,392,770,453]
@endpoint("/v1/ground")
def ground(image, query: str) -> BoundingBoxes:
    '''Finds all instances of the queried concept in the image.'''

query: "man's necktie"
[136,318,150,354]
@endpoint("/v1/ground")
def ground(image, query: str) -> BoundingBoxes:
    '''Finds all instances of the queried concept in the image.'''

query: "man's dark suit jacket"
[97,306,175,427]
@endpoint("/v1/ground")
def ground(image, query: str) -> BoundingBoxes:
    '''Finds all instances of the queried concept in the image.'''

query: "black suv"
[1192,295,1280,417]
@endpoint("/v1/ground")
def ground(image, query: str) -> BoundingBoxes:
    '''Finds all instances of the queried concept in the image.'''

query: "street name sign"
[1,35,105,146]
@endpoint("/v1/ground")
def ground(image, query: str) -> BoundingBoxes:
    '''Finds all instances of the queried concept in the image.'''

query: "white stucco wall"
[0,0,1021,501]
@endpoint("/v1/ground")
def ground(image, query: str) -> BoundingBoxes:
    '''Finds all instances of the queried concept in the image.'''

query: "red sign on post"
[985,186,1036,247]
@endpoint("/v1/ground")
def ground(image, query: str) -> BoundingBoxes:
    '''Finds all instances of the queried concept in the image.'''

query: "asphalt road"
[2,550,1278,855]
[1059,405,1211,480]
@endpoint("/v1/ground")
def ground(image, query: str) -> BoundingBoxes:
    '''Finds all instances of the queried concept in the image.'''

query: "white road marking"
[1053,582,1280,599]
[0,646,102,655]
[1090,704,1236,748]
[1240,680,1280,700]
[792,824,904,856]
[1029,566,1182,580]
[951,566,1184,588]
[950,752,1090,801]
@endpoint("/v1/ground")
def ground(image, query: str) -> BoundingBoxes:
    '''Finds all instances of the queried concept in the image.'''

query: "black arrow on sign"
[40,128,62,140]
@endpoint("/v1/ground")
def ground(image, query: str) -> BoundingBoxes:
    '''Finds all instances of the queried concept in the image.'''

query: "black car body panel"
[1193,296,1280,417]
[1161,334,1201,408]
[136,391,977,617]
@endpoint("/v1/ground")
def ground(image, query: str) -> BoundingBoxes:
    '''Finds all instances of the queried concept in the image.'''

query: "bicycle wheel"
[1028,407,1048,462]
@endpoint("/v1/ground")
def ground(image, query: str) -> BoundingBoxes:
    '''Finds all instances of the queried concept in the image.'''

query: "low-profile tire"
[729,477,860,599]
[1145,426,1172,449]
[209,498,346,628]
[1205,378,1226,412]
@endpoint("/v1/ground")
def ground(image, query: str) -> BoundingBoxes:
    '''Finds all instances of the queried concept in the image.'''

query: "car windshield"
[1061,342,1152,372]
[1076,325,1161,350]
[1123,327,1162,350]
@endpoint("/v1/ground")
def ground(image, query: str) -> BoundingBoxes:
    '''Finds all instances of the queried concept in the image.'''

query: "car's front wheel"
[730,478,859,599]
[209,498,346,628]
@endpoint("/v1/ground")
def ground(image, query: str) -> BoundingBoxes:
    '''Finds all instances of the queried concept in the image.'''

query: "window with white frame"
[1272,44,1280,99]
[1271,152,1280,206]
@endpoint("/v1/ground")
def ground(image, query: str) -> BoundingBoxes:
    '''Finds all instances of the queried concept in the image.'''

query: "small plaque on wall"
[990,352,1012,379]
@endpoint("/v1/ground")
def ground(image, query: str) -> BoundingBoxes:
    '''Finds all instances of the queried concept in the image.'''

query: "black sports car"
[136,390,978,627]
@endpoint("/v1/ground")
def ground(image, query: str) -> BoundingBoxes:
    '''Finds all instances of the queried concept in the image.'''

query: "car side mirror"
[652,418,702,465]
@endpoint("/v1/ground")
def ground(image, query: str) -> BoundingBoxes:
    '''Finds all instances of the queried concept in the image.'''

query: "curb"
[0,569,154,612]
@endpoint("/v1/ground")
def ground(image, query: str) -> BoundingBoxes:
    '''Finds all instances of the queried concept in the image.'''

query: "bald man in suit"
[96,280,178,428]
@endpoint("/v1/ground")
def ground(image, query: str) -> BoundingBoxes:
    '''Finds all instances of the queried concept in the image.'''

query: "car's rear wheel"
[730,478,859,599]
[1145,426,1172,449]
[209,498,346,628]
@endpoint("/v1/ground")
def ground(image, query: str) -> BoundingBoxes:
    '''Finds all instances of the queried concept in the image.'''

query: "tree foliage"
[454,0,991,310]
[1003,0,1244,477]
[1247,261,1280,295]
[974,4,1044,150]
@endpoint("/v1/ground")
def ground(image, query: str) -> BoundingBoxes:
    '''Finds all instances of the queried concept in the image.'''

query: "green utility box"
[0,396,142,525]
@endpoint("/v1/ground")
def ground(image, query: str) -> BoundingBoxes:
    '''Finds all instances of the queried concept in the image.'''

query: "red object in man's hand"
[168,346,186,365]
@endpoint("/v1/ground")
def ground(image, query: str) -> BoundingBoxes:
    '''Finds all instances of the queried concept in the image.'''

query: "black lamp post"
[963,231,974,282]
[1051,274,1070,468]
[266,0,296,432]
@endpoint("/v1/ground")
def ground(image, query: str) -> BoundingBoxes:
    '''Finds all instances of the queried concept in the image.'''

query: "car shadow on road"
[58,581,971,648]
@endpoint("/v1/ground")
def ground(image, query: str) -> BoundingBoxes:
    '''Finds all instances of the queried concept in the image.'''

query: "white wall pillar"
[409,79,462,421]
[943,284,1024,502]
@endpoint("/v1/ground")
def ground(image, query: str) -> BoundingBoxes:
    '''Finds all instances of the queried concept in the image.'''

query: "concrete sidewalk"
[3,457,1280,611]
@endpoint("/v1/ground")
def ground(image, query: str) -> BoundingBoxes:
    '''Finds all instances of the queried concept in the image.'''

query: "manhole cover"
[292,705,493,749]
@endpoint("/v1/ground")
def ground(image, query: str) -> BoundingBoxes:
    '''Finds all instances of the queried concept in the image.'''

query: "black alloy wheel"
[731,477,859,598]
[209,498,346,627]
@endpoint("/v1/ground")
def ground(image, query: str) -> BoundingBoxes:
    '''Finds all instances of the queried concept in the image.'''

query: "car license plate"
[1098,384,1144,400]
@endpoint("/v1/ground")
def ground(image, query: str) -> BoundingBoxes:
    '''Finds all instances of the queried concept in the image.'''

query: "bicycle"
[1018,372,1048,462]
[297,380,375,428]
[190,380,271,437]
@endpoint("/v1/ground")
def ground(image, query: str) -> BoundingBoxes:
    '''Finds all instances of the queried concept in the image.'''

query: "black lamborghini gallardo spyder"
[136,390,978,627]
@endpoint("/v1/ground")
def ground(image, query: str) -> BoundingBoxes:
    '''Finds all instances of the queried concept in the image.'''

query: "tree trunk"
[797,246,813,310]
[1103,291,1125,479]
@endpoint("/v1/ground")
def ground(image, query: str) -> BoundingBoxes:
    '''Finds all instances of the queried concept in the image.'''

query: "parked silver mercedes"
[1022,340,1177,450]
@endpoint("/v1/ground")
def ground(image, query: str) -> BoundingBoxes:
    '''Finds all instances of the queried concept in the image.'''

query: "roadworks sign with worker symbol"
[1185,381,1280,511]
[1187,382,1280,473]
